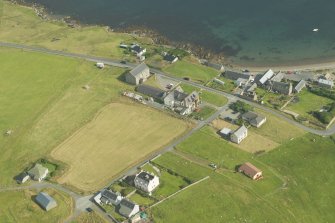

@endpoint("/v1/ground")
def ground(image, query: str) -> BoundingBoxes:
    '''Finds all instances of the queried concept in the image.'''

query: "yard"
[0,2,152,60]
[0,47,131,187]
[151,134,335,223]
[51,102,190,192]
[163,59,219,84]
[256,88,289,109]
[286,90,334,123]
[0,188,73,223]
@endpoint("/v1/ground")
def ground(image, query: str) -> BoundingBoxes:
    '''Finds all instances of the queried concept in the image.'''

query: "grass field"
[0,188,72,223]
[71,212,107,223]
[51,102,190,192]
[0,47,132,187]
[211,120,280,152]
[286,90,333,122]
[151,134,335,223]
[163,59,219,84]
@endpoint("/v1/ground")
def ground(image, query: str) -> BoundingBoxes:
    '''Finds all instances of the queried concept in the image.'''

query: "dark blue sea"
[25,0,335,66]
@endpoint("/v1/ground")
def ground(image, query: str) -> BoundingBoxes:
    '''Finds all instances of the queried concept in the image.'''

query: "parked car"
[86,207,93,212]
[209,163,217,169]
[183,77,190,81]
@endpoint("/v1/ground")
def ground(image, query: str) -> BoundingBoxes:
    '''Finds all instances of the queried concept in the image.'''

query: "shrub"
[229,100,253,113]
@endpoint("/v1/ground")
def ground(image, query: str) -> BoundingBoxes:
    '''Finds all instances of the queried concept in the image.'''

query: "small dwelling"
[94,189,123,206]
[242,111,267,128]
[96,62,105,69]
[130,44,147,56]
[219,128,232,138]
[238,162,263,180]
[230,125,248,144]
[125,63,151,85]
[15,172,30,184]
[28,164,48,182]
[35,192,57,211]
[163,53,179,63]
[134,171,160,193]
[118,199,140,218]
[294,80,306,93]
[318,78,334,89]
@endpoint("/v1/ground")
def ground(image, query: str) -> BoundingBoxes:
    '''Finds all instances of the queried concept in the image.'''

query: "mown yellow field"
[51,102,189,192]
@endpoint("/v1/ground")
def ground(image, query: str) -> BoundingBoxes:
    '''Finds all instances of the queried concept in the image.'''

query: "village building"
[294,80,306,93]
[15,172,30,184]
[125,63,151,85]
[318,78,334,89]
[270,81,293,95]
[134,171,160,193]
[271,71,285,82]
[136,85,167,101]
[163,53,179,63]
[35,192,57,211]
[164,89,200,115]
[95,189,123,206]
[219,128,232,138]
[235,78,249,87]
[259,69,274,85]
[242,111,267,128]
[230,125,248,144]
[118,199,140,218]
[241,91,258,101]
[238,162,263,180]
[223,71,253,81]
[130,44,146,56]
[28,164,48,182]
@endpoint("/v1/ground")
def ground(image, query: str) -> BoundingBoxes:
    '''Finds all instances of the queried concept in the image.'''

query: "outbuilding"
[238,162,263,180]
[35,192,58,211]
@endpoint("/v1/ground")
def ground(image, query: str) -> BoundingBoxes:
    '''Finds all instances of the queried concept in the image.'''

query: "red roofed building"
[238,162,263,180]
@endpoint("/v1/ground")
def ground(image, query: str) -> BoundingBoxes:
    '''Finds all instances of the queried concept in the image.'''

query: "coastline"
[11,0,335,72]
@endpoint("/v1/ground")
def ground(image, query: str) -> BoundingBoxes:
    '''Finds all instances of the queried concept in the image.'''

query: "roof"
[294,80,306,92]
[16,172,29,182]
[271,72,284,82]
[131,45,145,53]
[259,69,274,84]
[238,162,262,177]
[28,164,48,178]
[137,85,166,99]
[247,83,257,92]
[119,199,138,217]
[35,192,57,210]
[232,125,247,138]
[164,54,178,62]
[318,78,334,86]
[101,190,120,201]
[224,71,251,81]
[136,172,155,183]
[220,128,232,135]
[129,63,149,78]
[242,111,266,125]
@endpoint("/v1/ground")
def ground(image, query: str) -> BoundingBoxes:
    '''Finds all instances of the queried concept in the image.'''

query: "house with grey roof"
[268,81,292,95]
[35,192,57,211]
[15,172,30,184]
[294,80,306,93]
[223,71,252,81]
[164,88,200,115]
[318,78,334,89]
[259,69,274,85]
[163,53,178,63]
[125,63,150,85]
[242,111,267,128]
[134,171,160,193]
[130,44,146,56]
[136,85,166,101]
[230,125,248,144]
[28,164,48,182]
[97,190,123,206]
[118,199,140,218]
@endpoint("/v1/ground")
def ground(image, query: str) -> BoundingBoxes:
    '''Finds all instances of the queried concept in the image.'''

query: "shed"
[35,192,57,211]
[238,162,263,180]
[15,172,30,184]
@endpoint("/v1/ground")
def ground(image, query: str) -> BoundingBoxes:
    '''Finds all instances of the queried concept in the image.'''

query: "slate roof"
[35,192,57,211]
[271,72,284,82]
[164,54,178,62]
[15,172,30,183]
[101,190,120,202]
[137,85,166,99]
[242,111,266,126]
[224,71,251,81]
[131,45,145,54]
[119,199,138,217]
[136,172,155,183]
[318,79,334,87]
[129,63,149,78]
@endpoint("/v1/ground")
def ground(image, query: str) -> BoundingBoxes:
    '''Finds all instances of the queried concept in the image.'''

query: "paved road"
[1,41,334,135]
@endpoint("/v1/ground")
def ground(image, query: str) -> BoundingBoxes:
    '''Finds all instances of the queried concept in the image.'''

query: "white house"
[94,189,123,206]
[130,44,147,56]
[119,199,140,218]
[134,171,160,193]
[230,125,248,144]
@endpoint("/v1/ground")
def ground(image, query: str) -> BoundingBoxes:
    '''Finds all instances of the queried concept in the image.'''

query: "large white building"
[134,171,160,193]
[230,125,248,144]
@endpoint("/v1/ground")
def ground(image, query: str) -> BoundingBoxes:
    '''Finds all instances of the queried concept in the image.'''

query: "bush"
[313,103,335,124]
[229,101,253,113]
[309,88,335,100]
